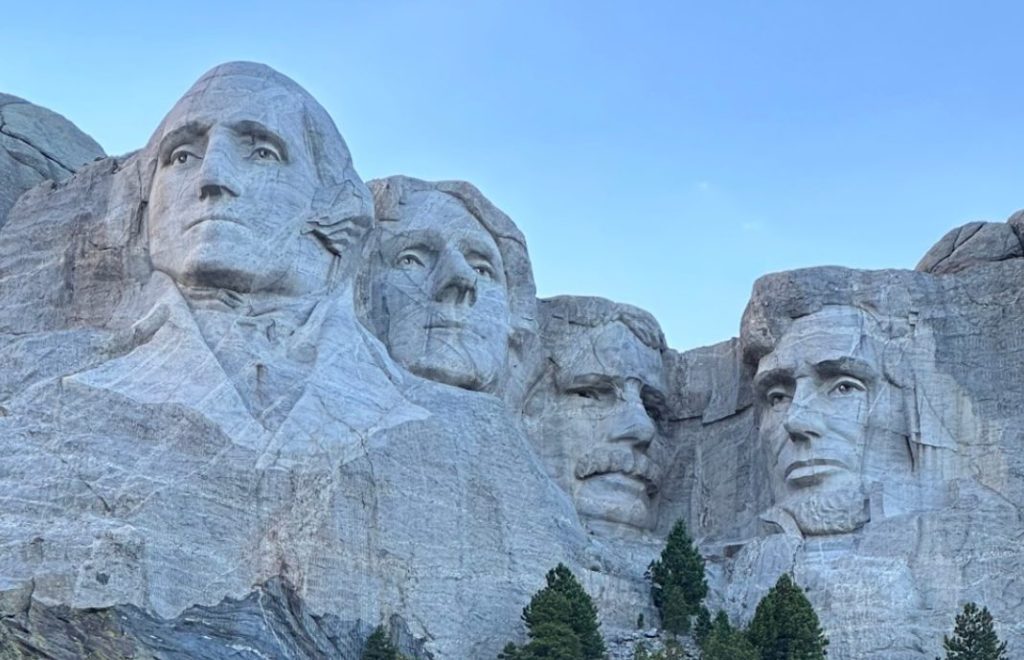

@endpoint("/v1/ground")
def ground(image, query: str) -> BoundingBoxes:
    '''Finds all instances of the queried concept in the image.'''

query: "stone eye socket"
[250,146,280,161]
[168,148,198,166]
[568,384,615,402]
[829,378,865,396]
[396,253,424,267]
[766,387,791,409]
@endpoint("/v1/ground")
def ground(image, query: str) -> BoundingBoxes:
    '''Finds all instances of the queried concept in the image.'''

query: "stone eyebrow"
[556,371,616,392]
[157,122,207,163]
[228,119,290,162]
[813,357,878,381]
[753,367,792,392]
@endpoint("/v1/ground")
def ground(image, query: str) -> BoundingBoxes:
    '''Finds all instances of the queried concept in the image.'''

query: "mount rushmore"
[0,62,1021,659]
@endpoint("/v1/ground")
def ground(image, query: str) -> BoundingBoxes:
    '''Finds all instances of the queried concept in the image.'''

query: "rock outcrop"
[1,62,1022,659]
[0,93,104,229]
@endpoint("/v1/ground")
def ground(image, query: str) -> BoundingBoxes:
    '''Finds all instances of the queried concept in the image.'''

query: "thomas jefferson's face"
[755,308,882,517]
[148,75,328,294]
[374,191,511,391]
[536,322,667,533]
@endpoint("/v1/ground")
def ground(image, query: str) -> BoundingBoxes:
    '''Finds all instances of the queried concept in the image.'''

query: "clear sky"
[4,1,1022,350]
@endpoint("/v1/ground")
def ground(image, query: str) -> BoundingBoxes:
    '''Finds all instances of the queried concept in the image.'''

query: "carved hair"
[536,295,667,355]
[740,267,913,389]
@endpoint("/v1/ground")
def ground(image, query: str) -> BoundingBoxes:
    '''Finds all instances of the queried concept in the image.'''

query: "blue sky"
[4,1,1022,349]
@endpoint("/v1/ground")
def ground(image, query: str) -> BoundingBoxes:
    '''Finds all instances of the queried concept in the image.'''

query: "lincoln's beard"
[783,485,869,536]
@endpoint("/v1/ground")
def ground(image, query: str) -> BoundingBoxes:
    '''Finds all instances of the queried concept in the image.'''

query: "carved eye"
[569,385,614,402]
[250,146,280,161]
[766,387,791,409]
[170,149,198,165]
[466,256,496,279]
[397,253,424,268]
[829,379,865,397]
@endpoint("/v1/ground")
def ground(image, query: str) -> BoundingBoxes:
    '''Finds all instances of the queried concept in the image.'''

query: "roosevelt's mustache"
[574,447,662,492]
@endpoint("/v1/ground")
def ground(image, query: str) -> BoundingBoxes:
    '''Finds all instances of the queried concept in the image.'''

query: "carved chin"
[783,486,869,536]
[574,474,653,532]
[402,348,500,392]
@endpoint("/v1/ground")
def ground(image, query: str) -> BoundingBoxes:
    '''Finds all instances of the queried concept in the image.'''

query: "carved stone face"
[374,190,511,391]
[754,306,884,535]
[147,72,328,295]
[534,321,666,533]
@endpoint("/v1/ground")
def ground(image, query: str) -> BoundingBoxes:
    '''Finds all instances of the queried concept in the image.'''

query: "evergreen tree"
[648,520,707,634]
[939,602,1009,660]
[701,611,758,660]
[362,624,404,660]
[747,574,828,660]
[693,606,712,646]
[499,563,605,660]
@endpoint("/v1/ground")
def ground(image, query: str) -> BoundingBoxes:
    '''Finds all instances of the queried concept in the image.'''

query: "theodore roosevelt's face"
[373,191,511,391]
[536,321,667,533]
[148,76,327,294]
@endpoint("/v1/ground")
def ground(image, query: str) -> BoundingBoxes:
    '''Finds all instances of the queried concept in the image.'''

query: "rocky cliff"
[0,62,1020,659]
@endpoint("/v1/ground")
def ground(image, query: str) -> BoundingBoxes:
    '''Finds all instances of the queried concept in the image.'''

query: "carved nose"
[783,403,825,443]
[608,396,656,450]
[197,144,240,200]
[433,250,477,306]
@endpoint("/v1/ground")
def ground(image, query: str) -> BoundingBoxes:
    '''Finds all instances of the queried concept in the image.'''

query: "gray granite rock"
[0,63,590,659]
[0,93,104,229]
[0,577,430,659]
[917,219,1023,274]
[700,262,1024,659]
[3,62,1024,660]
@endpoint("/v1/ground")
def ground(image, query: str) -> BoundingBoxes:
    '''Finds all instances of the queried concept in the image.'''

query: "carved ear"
[307,181,374,257]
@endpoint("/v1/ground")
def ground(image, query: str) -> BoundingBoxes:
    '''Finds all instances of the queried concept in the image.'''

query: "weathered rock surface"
[694,262,1024,658]
[0,577,431,659]
[2,62,1024,659]
[0,93,104,229]
[917,217,1023,274]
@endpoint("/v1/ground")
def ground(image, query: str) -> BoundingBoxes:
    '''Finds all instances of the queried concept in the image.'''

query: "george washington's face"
[148,74,328,295]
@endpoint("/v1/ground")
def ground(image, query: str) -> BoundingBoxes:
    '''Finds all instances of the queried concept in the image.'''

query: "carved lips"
[783,457,851,486]
[574,447,662,495]
[184,214,246,231]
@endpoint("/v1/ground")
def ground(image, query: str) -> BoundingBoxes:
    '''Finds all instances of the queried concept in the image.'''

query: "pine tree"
[939,602,1009,660]
[693,606,712,646]
[362,624,404,660]
[499,563,606,660]
[747,573,828,660]
[701,610,758,660]
[648,520,707,634]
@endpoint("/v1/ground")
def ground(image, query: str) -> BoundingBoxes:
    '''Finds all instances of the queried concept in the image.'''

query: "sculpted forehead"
[161,76,306,140]
[756,307,882,379]
[554,322,665,392]
[380,190,504,267]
